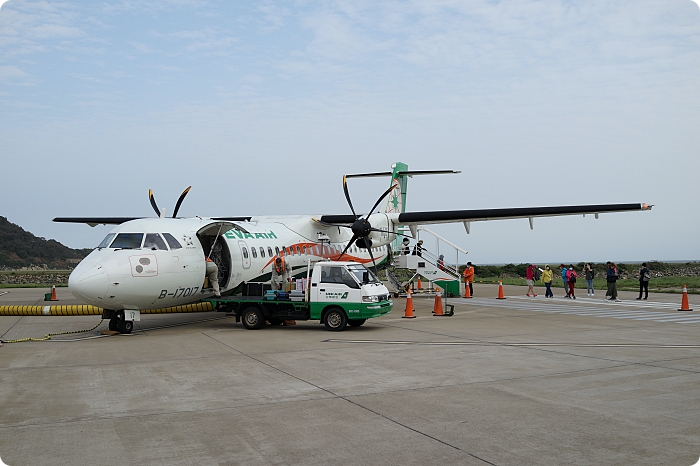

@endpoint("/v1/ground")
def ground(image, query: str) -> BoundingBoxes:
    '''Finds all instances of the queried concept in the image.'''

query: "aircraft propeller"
[149,186,192,218]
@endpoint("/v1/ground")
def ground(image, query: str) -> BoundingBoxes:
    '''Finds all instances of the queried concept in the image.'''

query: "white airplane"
[50,162,651,332]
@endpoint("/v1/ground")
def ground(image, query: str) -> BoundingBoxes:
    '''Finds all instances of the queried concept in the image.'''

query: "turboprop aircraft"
[19,161,650,334]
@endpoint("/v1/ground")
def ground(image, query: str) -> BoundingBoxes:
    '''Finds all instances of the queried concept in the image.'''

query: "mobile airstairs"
[384,227,467,297]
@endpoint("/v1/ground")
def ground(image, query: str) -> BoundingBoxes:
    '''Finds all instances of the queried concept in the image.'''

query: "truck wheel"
[324,308,348,331]
[108,318,119,331]
[242,307,264,330]
[348,319,366,327]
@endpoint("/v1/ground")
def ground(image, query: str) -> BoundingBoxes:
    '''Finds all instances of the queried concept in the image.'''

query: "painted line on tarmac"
[323,339,700,348]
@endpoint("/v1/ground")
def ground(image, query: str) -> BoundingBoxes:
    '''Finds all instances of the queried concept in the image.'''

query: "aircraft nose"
[69,266,109,304]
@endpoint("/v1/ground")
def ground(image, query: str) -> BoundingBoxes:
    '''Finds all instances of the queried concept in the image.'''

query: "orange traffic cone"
[678,284,693,311]
[464,282,472,298]
[417,277,423,290]
[433,291,444,316]
[50,284,58,301]
[403,291,416,319]
[497,281,506,300]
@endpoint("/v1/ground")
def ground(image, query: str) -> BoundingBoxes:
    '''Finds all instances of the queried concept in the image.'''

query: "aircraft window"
[162,233,182,250]
[268,247,273,257]
[296,246,301,255]
[275,246,280,256]
[144,233,168,251]
[110,233,144,249]
[242,247,249,259]
[98,233,115,249]
[302,246,306,255]
[320,266,359,288]
[259,247,265,258]
[251,247,258,258]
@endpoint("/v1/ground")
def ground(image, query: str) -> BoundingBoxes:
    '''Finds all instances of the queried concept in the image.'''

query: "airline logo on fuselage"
[224,230,278,240]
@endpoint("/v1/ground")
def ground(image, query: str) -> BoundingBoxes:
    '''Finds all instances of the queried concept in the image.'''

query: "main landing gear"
[105,310,134,334]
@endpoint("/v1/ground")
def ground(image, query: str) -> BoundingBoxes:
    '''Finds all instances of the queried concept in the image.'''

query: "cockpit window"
[144,233,168,251]
[98,233,115,249]
[162,233,182,250]
[110,233,144,249]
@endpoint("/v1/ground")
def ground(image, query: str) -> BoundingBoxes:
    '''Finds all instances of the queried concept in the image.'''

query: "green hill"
[0,216,91,270]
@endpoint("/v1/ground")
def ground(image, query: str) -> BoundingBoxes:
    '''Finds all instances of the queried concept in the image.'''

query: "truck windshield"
[347,264,380,284]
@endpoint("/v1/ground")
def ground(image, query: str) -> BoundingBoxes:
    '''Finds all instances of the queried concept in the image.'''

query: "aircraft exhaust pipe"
[0,302,214,317]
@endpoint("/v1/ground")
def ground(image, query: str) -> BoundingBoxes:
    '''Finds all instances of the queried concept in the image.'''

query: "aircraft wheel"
[347,319,366,327]
[116,319,133,334]
[242,307,264,330]
[324,308,347,332]
[108,318,119,331]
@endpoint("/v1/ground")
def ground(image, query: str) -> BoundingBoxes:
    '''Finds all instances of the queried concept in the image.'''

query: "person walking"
[462,262,474,296]
[412,240,424,257]
[542,265,554,298]
[526,264,538,297]
[566,265,578,299]
[606,262,620,302]
[637,262,651,300]
[584,263,595,296]
[560,264,569,297]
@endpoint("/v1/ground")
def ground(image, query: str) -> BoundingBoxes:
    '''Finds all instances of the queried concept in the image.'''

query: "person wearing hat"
[271,252,292,291]
[462,262,475,296]
[412,240,424,257]
[526,264,538,297]
[560,264,570,297]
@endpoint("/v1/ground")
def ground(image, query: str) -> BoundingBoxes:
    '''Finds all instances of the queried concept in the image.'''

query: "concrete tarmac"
[0,284,698,465]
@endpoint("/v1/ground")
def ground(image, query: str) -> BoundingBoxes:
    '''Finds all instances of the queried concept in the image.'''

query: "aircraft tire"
[242,306,264,330]
[347,319,366,327]
[324,308,347,332]
[117,320,133,334]
[108,318,119,331]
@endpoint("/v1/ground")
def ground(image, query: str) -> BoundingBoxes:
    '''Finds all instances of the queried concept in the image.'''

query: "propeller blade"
[343,175,358,218]
[172,186,192,218]
[149,189,161,217]
[366,240,377,270]
[365,184,397,220]
[337,234,359,261]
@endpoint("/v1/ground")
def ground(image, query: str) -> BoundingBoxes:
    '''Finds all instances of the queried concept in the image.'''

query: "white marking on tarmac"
[461,297,699,324]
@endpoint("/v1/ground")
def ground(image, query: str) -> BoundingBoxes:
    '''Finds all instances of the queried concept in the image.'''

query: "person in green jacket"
[541,265,554,298]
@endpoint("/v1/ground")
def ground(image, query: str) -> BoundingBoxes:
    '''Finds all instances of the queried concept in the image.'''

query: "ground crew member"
[462,261,474,296]
[205,257,221,297]
[271,254,292,290]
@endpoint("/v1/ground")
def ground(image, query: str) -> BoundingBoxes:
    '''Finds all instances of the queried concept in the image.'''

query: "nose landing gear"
[105,310,134,334]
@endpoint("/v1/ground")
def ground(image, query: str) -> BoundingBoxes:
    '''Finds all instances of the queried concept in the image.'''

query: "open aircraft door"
[197,221,237,288]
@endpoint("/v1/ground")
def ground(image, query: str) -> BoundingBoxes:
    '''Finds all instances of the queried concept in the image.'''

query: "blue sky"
[1,0,699,264]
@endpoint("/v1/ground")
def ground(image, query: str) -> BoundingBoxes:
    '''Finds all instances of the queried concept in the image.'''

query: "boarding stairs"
[390,227,467,297]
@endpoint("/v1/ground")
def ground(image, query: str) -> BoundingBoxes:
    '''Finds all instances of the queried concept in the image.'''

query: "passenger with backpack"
[636,262,651,300]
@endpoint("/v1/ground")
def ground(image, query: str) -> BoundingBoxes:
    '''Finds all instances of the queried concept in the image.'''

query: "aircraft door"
[238,241,251,269]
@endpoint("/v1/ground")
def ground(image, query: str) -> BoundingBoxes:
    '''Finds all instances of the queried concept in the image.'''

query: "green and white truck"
[207,261,393,331]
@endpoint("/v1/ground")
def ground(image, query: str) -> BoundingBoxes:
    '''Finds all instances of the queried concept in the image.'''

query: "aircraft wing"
[320,203,651,227]
[53,217,143,226]
[395,203,652,225]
